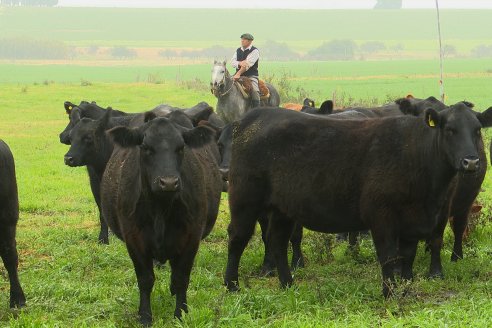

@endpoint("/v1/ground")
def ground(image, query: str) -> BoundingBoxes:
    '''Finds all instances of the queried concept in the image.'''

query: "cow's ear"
[395,98,415,116]
[319,100,333,115]
[461,101,474,108]
[71,108,81,124]
[144,111,157,123]
[108,126,143,147]
[198,120,222,140]
[424,108,440,128]
[406,94,414,99]
[476,106,492,128]
[96,109,112,132]
[182,125,216,148]
[189,106,214,126]
[64,101,75,114]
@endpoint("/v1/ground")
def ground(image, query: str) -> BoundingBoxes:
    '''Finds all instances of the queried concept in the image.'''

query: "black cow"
[60,101,129,145]
[100,114,221,324]
[224,104,492,297]
[397,98,487,277]
[301,99,334,115]
[207,122,305,274]
[301,96,447,118]
[0,140,26,308]
[61,101,214,244]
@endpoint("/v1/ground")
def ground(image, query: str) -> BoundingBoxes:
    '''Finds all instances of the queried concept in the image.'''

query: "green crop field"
[0,6,492,328]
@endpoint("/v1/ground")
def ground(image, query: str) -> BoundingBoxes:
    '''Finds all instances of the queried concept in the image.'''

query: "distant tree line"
[0,37,71,59]
[374,0,402,9]
[0,0,58,6]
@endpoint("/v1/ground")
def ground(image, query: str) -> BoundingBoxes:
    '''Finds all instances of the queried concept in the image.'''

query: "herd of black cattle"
[1,95,491,325]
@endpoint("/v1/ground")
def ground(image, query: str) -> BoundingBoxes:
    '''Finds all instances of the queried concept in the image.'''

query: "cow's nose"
[219,168,229,181]
[64,156,74,166]
[462,157,479,172]
[159,176,180,191]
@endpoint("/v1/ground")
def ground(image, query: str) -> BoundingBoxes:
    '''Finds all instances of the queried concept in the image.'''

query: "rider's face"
[241,38,252,49]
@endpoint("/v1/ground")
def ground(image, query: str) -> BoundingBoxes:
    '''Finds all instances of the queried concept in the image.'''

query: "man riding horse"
[230,33,261,108]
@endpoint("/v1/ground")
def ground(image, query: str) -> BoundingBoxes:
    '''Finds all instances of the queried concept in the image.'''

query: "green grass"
[2,58,492,107]
[0,65,491,326]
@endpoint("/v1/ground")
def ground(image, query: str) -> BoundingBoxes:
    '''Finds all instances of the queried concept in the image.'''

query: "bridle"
[211,66,235,98]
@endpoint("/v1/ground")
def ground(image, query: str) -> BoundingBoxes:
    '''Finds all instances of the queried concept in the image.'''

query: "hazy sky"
[57,0,492,9]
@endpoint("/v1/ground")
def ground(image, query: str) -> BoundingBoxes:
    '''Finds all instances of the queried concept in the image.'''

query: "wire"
[435,0,445,103]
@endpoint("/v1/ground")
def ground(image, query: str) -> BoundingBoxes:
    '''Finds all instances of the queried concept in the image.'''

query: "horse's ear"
[213,59,217,64]
[222,60,227,66]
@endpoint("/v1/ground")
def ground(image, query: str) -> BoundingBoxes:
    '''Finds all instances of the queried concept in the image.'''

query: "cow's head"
[60,103,82,145]
[396,96,447,116]
[59,101,107,145]
[425,102,492,173]
[109,116,216,196]
[64,110,111,167]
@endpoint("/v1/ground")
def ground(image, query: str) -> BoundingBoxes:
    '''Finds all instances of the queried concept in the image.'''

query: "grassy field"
[0,58,491,327]
[2,58,492,107]
[1,7,492,54]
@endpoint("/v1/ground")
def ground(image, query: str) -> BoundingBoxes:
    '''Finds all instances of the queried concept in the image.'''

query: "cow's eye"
[140,144,153,155]
[445,128,456,136]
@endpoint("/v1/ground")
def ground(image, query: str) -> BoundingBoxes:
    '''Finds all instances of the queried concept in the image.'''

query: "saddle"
[236,77,270,101]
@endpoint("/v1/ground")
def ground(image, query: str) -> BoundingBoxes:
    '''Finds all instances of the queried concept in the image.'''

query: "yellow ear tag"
[428,117,435,127]
[68,106,72,110]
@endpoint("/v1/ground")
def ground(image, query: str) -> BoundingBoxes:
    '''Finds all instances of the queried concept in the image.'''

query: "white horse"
[210,60,280,123]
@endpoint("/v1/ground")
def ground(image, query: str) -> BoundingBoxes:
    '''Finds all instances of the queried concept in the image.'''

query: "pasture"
[0,61,492,327]
[1,5,492,327]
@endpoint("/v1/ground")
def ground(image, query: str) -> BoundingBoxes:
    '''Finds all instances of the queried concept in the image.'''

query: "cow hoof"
[260,265,276,277]
[139,314,152,327]
[291,258,305,271]
[428,270,444,279]
[98,237,109,245]
[10,298,26,309]
[450,253,462,262]
[225,281,240,292]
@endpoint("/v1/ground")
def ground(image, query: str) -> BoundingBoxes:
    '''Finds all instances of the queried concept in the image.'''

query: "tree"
[359,41,386,54]
[1,0,58,6]
[110,46,137,59]
[374,0,402,9]
[261,40,299,61]
[307,40,357,61]
[442,44,457,58]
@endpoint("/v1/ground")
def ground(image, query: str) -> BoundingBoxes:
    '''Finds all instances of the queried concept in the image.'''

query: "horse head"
[211,60,230,97]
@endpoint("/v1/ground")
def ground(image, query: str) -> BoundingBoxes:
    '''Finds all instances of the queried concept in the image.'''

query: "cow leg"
[371,226,398,298]
[399,238,419,281]
[126,236,154,326]
[290,223,305,270]
[225,205,259,292]
[0,225,25,308]
[450,213,468,262]
[269,212,295,289]
[428,211,448,279]
[336,232,348,241]
[258,214,276,276]
[169,239,199,319]
[88,168,109,245]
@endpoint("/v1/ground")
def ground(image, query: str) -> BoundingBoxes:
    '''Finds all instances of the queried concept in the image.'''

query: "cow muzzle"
[158,176,181,192]
[64,155,76,167]
[461,156,480,172]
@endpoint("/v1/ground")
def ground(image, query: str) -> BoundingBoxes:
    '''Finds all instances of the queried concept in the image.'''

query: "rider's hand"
[233,74,241,81]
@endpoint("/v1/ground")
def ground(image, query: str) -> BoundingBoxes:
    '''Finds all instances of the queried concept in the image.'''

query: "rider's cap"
[240,33,254,40]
